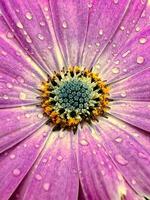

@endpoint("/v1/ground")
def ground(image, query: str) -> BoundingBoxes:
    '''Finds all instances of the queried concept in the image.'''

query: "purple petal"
[0,0,65,73]
[77,125,134,200]
[0,106,47,153]
[81,0,132,69]
[50,0,132,67]
[94,116,150,197]
[102,26,150,83]
[95,0,147,80]
[0,124,50,200]
[110,68,150,101]
[110,101,150,132]
[12,132,79,200]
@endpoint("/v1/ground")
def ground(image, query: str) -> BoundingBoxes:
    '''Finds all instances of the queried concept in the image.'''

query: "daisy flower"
[0,0,150,200]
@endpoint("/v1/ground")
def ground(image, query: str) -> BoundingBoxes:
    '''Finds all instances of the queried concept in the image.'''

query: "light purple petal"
[0,0,65,73]
[81,0,132,69]
[12,132,79,200]
[0,124,50,200]
[0,106,47,153]
[76,125,138,200]
[110,67,150,101]
[95,0,147,80]
[110,101,150,132]
[94,116,150,197]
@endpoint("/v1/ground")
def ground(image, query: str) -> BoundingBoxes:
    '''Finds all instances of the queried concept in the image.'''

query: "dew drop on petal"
[13,168,21,176]
[115,154,128,165]
[6,83,13,88]
[112,67,120,74]
[115,137,123,143]
[138,152,147,159]
[43,182,50,191]
[37,33,44,40]
[57,155,63,161]
[80,139,89,146]
[99,29,103,36]
[120,91,127,97]
[131,179,136,185]
[40,21,46,26]
[10,154,16,160]
[26,35,32,43]
[139,37,147,44]
[87,2,93,8]
[35,174,42,181]
[3,95,9,100]
[37,113,44,119]
[62,21,68,29]
[6,31,14,39]
[114,0,119,4]
[136,56,144,64]
[19,92,27,100]
[16,22,24,29]
[17,76,25,83]
[25,12,33,20]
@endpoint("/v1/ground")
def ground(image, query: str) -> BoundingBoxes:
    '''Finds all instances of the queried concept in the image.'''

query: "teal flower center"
[56,78,92,111]
[40,66,110,132]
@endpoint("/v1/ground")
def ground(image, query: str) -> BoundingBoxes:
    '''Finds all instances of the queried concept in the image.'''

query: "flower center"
[40,66,110,133]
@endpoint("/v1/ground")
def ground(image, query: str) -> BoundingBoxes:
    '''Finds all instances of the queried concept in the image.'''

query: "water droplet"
[135,26,140,32]
[101,170,105,175]
[16,22,23,29]
[115,137,123,143]
[62,21,68,29]
[57,155,63,161]
[131,179,136,185]
[138,152,147,159]
[6,83,13,88]
[35,174,42,181]
[136,56,144,64]
[19,92,27,100]
[80,139,89,146]
[37,113,43,119]
[17,76,25,83]
[25,12,33,20]
[3,95,9,100]
[120,26,125,31]
[122,50,131,58]
[13,168,21,176]
[6,31,14,39]
[42,158,48,163]
[112,67,120,74]
[40,21,46,26]
[10,154,16,159]
[139,37,147,44]
[120,91,127,97]
[99,29,103,36]
[115,154,128,165]
[87,2,93,8]
[43,182,50,191]
[44,6,49,12]
[37,33,44,40]
[26,35,32,43]
[114,0,119,4]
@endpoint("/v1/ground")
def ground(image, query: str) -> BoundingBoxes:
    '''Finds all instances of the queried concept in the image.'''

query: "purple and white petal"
[110,67,150,101]
[94,116,150,197]
[0,124,50,200]
[109,101,150,132]
[76,125,133,200]
[0,106,47,153]
[12,131,79,200]
[94,0,147,80]
[0,0,65,73]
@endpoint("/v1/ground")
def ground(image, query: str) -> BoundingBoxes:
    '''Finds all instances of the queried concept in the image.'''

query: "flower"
[0,0,150,200]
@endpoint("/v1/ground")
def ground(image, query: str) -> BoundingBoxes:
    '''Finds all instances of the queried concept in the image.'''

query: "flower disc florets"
[40,66,110,133]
